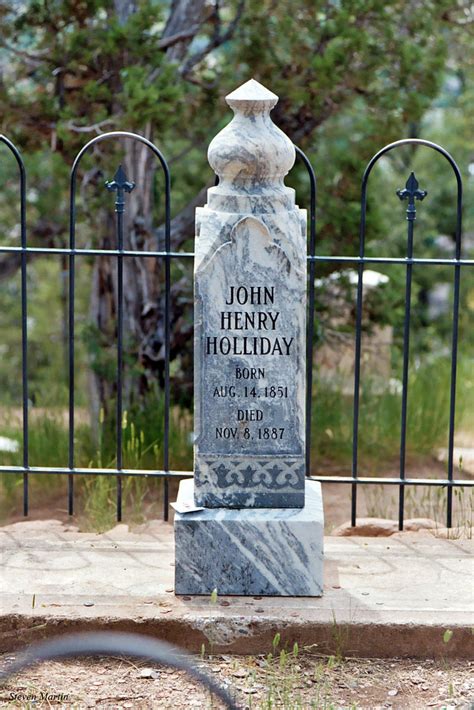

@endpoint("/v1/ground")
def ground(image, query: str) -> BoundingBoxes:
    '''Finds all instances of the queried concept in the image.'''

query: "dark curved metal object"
[294,146,317,479]
[351,138,463,531]
[68,131,172,523]
[0,631,239,710]
[0,135,29,516]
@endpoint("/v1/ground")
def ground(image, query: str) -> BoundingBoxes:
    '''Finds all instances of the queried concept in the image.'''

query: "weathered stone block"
[174,478,324,596]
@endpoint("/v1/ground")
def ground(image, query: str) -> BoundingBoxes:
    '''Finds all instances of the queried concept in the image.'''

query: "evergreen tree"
[0,0,463,415]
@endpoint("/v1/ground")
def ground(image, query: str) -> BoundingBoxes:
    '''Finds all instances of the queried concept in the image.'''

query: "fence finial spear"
[396,171,427,221]
[105,164,135,214]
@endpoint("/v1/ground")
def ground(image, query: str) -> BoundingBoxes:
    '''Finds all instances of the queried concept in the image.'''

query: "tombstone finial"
[225,79,279,113]
[207,79,295,210]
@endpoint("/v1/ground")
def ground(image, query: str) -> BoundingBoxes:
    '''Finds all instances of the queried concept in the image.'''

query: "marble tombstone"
[174,79,324,596]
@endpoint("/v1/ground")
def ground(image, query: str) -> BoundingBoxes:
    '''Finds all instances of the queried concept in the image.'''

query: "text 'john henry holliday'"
[206,284,294,356]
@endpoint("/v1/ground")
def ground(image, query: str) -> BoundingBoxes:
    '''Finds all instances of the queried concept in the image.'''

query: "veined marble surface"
[194,79,307,509]
[174,479,324,596]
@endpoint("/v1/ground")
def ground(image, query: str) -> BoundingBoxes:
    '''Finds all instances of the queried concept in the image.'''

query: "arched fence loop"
[351,139,463,530]
[0,631,239,710]
[295,145,317,479]
[0,136,29,515]
[68,132,172,522]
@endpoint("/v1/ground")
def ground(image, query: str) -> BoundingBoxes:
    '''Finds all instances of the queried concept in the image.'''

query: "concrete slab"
[0,520,472,659]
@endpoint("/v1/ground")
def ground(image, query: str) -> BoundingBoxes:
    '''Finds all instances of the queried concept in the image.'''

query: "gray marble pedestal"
[174,479,324,596]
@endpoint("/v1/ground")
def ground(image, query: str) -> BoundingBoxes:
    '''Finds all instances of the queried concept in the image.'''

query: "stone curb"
[0,612,471,660]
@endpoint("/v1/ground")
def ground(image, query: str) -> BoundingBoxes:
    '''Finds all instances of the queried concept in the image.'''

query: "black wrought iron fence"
[0,132,472,530]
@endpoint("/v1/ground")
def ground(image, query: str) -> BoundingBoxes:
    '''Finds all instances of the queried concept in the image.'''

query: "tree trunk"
[88,0,208,422]
[88,123,160,419]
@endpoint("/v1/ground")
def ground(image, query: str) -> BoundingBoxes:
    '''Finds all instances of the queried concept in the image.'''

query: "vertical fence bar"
[163,165,171,522]
[295,147,317,478]
[20,158,28,516]
[396,173,427,530]
[351,270,364,526]
[446,174,463,528]
[105,165,136,523]
[398,250,412,531]
[14,152,29,519]
[351,180,369,526]
[447,275,461,528]
[68,168,77,516]
[116,200,124,521]
[1,137,30,515]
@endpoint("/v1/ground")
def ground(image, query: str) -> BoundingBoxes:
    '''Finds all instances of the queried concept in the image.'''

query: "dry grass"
[1,651,473,709]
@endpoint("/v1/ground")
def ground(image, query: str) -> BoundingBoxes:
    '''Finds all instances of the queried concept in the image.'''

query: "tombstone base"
[174,479,324,596]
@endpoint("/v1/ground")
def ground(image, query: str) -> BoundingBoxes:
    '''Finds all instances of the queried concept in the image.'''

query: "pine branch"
[181,0,245,77]
[155,183,210,251]
[66,119,116,134]
[157,25,201,50]
[0,39,51,66]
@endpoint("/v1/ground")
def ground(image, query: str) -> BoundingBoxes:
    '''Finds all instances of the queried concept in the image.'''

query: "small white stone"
[0,436,19,453]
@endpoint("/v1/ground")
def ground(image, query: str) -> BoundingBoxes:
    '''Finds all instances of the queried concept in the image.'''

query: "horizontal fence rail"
[0,246,473,266]
[0,133,472,530]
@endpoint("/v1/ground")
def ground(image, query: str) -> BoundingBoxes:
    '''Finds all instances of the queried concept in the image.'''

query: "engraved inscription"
[195,216,305,458]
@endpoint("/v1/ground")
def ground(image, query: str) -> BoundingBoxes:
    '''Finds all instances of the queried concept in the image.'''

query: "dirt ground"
[0,652,473,709]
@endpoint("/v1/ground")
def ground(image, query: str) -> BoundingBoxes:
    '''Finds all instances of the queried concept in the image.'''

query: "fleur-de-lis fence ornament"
[105,165,135,214]
[396,172,427,221]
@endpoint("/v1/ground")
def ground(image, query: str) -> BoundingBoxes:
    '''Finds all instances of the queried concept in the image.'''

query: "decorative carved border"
[201,458,304,490]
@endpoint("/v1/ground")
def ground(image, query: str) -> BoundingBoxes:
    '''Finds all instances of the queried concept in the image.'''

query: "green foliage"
[311,356,474,470]
[0,257,91,406]
[0,0,460,223]
[0,390,192,527]
[443,629,453,644]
